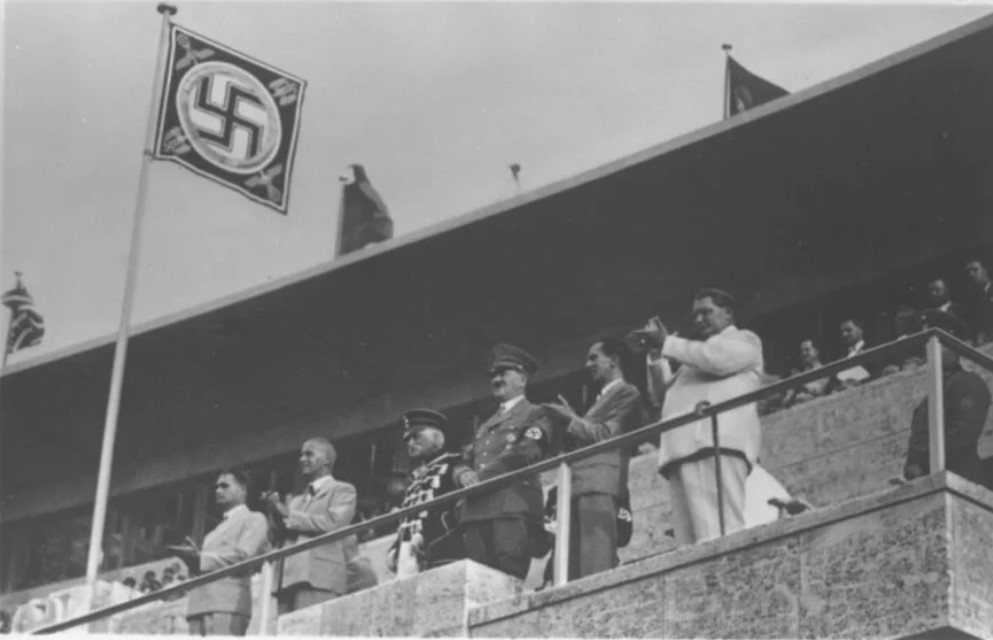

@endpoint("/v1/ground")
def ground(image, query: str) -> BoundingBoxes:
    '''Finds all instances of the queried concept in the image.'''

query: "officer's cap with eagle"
[488,343,539,376]
[401,408,450,442]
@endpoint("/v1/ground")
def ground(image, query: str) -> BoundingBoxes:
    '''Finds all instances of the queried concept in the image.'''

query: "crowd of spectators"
[767,258,993,411]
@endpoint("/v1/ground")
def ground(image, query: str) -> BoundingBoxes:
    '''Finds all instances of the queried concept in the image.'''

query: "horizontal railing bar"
[942,332,993,372]
[32,327,988,633]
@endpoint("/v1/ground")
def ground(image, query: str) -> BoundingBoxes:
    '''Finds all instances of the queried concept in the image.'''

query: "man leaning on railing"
[904,311,991,486]
[631,288,763,545]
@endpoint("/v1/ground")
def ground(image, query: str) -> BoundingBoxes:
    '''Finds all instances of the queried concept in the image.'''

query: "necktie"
[303,484,316,506]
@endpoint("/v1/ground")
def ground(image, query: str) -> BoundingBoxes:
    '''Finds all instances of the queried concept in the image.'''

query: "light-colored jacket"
[275,477,357,596]
[647,325,763,476]
[187,505,269,618]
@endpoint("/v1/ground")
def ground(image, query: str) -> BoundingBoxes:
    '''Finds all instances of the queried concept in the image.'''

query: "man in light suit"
[546,337,645,579]
[263,438,357,613]
[458,344,553,580]
[632,288,763,545]
[169,468,269,636]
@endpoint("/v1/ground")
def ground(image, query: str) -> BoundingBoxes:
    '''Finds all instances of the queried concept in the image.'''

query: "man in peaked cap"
[458,344,553,580]
[905,311,991,486]
[387,409,470,578]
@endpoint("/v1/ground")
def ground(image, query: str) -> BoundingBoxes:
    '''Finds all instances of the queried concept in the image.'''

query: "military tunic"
[460,398,552,523]
[460,397,552,579]
[389,451,467,570]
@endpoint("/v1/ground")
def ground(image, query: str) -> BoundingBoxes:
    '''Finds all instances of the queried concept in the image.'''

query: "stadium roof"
[4,12,993,522]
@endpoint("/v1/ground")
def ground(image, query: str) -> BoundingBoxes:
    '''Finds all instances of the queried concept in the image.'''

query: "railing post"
[554,461,572,587]
[925,335,946,474]
[697,401,725,537]
[256,560,276,635]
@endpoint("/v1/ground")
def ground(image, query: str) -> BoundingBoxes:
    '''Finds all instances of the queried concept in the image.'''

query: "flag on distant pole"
[723,44,789,118]
[336,164,394,256]
[2,272,45,364]
[153,24,307,213]
[509,163,523,192]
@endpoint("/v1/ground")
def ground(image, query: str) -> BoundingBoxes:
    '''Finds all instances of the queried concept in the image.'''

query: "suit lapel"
[204,510,236,549]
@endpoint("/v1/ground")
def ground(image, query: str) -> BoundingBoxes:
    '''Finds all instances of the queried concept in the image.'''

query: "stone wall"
[277,560,521,637]
[468,473,993,639]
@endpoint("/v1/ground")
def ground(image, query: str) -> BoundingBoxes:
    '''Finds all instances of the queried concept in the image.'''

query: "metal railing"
[31,328,991,634]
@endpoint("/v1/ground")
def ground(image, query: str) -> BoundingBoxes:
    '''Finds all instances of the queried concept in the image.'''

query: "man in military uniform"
[386,409,469,577]
[458,344,553,580]
[905,310,991,486]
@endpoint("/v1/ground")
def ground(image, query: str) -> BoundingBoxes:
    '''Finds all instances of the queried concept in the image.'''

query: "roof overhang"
[4,12,993,522]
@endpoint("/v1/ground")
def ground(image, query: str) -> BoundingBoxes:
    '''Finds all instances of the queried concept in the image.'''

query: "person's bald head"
[299,437,337,480]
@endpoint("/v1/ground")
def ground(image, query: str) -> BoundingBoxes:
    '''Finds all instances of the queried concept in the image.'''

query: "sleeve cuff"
[660,335,689,360]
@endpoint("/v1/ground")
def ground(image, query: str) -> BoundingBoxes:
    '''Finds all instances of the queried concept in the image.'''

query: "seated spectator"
[782,339,829,407]
[160,563,185,601]
[827,318,873,391]
[962,258,993,345]
[904,311,991,486]
[881,305,925,375]
[925,276,967,320]
[139,570,162,594]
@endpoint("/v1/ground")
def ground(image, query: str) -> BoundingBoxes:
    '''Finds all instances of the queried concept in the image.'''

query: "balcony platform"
[467,473,992,639]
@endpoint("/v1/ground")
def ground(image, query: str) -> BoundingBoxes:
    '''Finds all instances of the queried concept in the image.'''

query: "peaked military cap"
[401,408,450,441]
[488,343,539,375]
[920,309,971,341]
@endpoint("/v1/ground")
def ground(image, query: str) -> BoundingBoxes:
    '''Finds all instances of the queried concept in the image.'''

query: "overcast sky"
[3,1,992,366]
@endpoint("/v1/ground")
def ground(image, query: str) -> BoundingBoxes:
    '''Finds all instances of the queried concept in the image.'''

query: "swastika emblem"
[176,61,282,174]
[154,24,306,213]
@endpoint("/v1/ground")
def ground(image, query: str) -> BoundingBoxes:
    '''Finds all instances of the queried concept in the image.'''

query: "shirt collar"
[501,395,525,413]
[598,378,623,399]
[308,475,334,495]
[223,504,248,521]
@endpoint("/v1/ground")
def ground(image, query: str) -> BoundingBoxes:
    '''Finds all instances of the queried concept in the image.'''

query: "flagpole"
[84,2,177,597]
[722,43,732,120]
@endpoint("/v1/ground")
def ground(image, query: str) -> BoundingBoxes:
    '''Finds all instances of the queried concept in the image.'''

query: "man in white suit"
[263,438,358,613]
[170,468,269,636]
[632,288,763,545]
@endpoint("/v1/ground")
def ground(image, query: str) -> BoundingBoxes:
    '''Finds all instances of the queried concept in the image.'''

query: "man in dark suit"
[925,276,968,322]
[263,438,357,613]
[170,468,269,636]
[963,258,993,345]
[546,337,645,579]
[458,344,553,580]
[904,311,991,486]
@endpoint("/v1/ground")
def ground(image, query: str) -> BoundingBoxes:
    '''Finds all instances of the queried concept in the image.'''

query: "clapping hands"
[544,394,579,422]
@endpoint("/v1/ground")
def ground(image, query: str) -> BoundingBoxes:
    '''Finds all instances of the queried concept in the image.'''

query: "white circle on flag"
[175,61,282,174]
